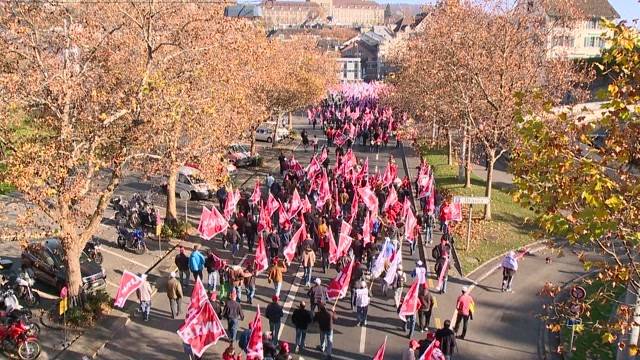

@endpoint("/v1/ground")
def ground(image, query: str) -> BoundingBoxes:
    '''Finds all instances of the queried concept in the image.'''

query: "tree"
[512,22,640,353]
[385,0,589,219]
[0,2,152,302]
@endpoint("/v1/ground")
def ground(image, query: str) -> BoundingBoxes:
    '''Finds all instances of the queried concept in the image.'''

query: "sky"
[382,0,640,25]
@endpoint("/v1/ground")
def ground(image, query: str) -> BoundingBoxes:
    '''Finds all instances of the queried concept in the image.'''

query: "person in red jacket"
[454,286,475,339]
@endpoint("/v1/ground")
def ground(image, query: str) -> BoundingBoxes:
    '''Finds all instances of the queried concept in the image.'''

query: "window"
[343,62,347,79]
[552,36,574,47]
[586,19,599,29]
[584,36,604,48]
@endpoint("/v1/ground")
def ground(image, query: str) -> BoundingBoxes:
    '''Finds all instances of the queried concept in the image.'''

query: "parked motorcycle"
[12,279,39,308]
[0,315,41,359]
[116,227,147,255]
[112,194,157,229]
[85,240,103,265]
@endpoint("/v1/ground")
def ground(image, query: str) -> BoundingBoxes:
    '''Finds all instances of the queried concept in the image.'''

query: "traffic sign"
[570,286,586,301]
[566,318,582,327]
[569,302,584,317]
[453,196,490,205]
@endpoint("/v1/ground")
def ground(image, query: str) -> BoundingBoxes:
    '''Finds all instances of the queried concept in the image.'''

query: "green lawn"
[560,280,623,360]
[421,148,537,274]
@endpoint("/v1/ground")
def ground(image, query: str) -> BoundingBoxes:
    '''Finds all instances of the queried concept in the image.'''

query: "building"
[526,0,620,59]
[339,26,395,81]
[260,0,384,28]
[337,57,363,82]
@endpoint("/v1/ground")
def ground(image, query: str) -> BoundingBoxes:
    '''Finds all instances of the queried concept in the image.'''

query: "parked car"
[172,166,214,201]
[255,122,289,143]
[227,144,260,167]
[21,239,106,292]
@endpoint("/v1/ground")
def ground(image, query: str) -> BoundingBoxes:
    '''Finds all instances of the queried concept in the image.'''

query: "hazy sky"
[384,0,639,25]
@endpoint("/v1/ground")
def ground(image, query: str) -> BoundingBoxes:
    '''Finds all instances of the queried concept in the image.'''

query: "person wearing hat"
[501,250,518,292]
[418,332,436,357]
[222,290,244,342]
[401,339,420,360]
[262,332,278,359]
[412,260,427,288]
[175,246,190,286]
[308,278,328,313]
[266,295,284,345]
[136,273,152,321]
[393,265,407,309]
[276,341,293,360]
[268,258,287,298]
[354,280,370,327]
[209,292,222,318]
[292,301,313,353]
[166,272,183,319]
[454,286,474,339]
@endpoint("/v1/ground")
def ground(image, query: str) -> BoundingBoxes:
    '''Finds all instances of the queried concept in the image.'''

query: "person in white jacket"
[501,251,519,292]
[136,274,152,321]
[354,280,370,326]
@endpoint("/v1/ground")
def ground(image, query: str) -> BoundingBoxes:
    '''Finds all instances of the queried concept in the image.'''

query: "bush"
[65,307,93,327]
[161,220,192,239]
[64,290,112,328]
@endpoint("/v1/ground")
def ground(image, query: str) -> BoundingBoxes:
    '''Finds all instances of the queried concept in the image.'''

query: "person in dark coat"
[314,303,337,359]
[435,320,456,359]
[174,246,190,286]
[417,286,434,332]
[291,301,313,353]
[265,296,284,345]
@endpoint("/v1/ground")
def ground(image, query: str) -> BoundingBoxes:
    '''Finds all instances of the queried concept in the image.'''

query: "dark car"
[21,239,107,292]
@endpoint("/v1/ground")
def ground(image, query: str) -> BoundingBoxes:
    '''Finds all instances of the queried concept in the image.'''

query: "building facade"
[261,0,383,28]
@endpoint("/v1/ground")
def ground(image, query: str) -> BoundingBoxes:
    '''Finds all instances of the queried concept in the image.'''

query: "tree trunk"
[447,129,453,166]
[465,135,472,188]
[64,242,84,307]
[166,167,178,222]
[271,114,279,148]
[431,119,437,146]
[484,150,495,220]
[288,112,293,132]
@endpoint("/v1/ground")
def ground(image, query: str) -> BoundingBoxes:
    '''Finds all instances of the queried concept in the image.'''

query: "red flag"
[401,197,411,221]
[306,156,322,180]
[278,201,291,229]
[266,193,280,217]
[250,180,261,205]
[381,163,395,188]
[426,184,436,215]
[372,337,387,360]
[177,300,226,358]
[185,277,208,323]
[289,189,302,218]
[224,189,240,220]
[349,191,359,223]
[197,207,211,237]
[356,157,369,183]
[283,222,307,264]
[113,271,144,308]
[258,203,272,232]
[318,146,328,164]
[333,131,347,146]
[254,234,269,274]
[246,305,264,360]
[362,212,372,246]
[418,340,445,360]
[437,256,449,291]
[328,260,354,300]
[327,228,339,265]
[200,206,228,240]
[357,186,379,215]
[399,279,420,321]
[445,202,462,222]
[302,196,312,214]
[405,206,418,242]
[383,187,398,213]
[317,170,331,209]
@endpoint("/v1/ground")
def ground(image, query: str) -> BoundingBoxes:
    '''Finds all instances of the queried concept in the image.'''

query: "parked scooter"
[116,227,147,255]
[85,240,103,265]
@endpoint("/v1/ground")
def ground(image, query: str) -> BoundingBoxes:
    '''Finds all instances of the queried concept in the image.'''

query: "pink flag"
[405,206,418,242]
[278,201,291,229]
[266,193,280,217]
[328,260,354,300]
[250,180,261,205]
[362,212,372,246]
[258,203,272,232]
[289,189,302,218]
[399,279,420,321]
[372,337,387,360]
[197,207,211,236]
[200,206,229,240]
[381,163,395,188]
[177,301,226,358]
[349,191,359,223]
[357,157,369,181]
[446,202,462,222]
[384,249,403,285]
[401,197,411,221]
[185,277,208,323]
[224,189,240,220]
[283,222,307,264]
[426,186,435,215]
[357,186,379,215]
[327,229,339,265]
[302,196,312,214]
[254,234,269,274]
[246,305,264,360]
[383,187,398,213]
[317,170,331,209]
[318,146,328,164]
[113,270,144,308]
[437,257,449,291]
[306,156,322,179]
[418,340,445,360]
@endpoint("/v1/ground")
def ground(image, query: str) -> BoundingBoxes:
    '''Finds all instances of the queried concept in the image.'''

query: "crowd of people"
[144,84,522,360]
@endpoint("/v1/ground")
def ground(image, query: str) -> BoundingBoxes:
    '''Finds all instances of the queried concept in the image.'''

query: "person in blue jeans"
[315,303,336,359]
[291,301,313,353]
[222,291,244,342]
[265,295,284,345]
[189,244,206,282]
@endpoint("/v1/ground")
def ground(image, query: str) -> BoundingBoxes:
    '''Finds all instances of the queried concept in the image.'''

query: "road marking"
[100,247,149,268]
[435,317,441,329]
[359,325,367,353]
[106,280,120,288]
[278,263,304,340]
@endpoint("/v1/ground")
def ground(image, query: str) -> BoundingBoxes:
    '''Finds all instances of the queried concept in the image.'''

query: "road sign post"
[566,318,582,354]
[466,205,473,250]
[453,196,489,251]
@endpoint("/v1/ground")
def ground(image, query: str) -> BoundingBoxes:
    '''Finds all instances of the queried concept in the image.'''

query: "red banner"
[328,260,354,300]
[372,337,387,360]
[383,187,398,213]
[246,305,264,360]
[358,186,379,215]
[199,206,229,240]
[283,222,307,264]
[437,257,449,291]
[399,279,420,321]
[362,212,372,246]
[289,189,302,218]
[249,180,261,205]
[266,193,280,217]
[257,203,272,233]
[317,170,331,209]
[327,229,339,265]
[254,234,269,274]
[177,300,226,358]
[405,206,418,242]
[185,277,208,323]
[113,270,144,308]
[418,340,445,360]
[224,189,240,220]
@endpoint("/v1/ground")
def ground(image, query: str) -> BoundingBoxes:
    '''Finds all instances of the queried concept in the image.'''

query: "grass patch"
[421,147,537,273]
[560,280,623,360]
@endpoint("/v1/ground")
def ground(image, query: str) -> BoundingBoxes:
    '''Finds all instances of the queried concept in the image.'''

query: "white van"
[255,122,289,143]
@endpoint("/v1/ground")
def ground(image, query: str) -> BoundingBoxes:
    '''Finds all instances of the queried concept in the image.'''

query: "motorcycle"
[0,286,38,338]
[0,315,41,359]
[12,278,39,308]
[116,227,147,255]
[85,240,103,265]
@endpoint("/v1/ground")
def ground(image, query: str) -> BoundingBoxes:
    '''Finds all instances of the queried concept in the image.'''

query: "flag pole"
[332,295,340,311]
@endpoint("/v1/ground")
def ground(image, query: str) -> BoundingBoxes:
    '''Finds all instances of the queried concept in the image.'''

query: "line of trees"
[0,1,336,303]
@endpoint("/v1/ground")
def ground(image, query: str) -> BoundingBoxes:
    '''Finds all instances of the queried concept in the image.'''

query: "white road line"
[100,247,149,268]
[106,280,120,288]
[359,325,367,353]
[278,264,304,340]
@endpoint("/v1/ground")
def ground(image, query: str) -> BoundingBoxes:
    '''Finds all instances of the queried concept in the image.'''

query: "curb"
[465,239,550,280]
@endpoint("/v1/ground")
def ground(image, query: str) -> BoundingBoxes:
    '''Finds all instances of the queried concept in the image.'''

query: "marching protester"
[136,273,152,322]
[189,244,206,282]
[268,258,288,298]
[417,286,434,332]
[292,301,314,353]
[501,250,519,292]
[315,303,337,360]
[401,339,420,360]
[222,290,244,342]
[436,320,457,360]
[308,278,328,313]
[175,246,190,286]
[266,296,284,345]
[302,240,316,287]
[166,272,183,319]
[354,280,370,326]
[454,287,475,340]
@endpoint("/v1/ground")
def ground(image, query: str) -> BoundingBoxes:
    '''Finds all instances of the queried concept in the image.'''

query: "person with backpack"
[393,266,407,309]
[501,251,519,292]
[433,237,452,294]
